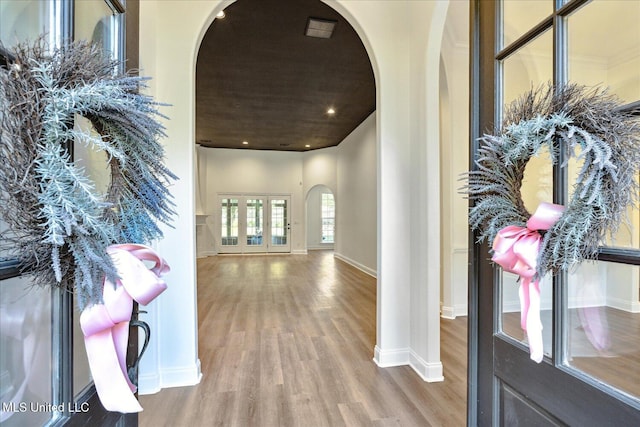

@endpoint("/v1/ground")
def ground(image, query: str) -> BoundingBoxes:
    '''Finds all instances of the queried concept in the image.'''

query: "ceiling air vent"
[305,17,337,39]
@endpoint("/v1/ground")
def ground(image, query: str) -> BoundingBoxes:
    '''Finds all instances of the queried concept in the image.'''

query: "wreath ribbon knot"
[80,244,169,413]
[492,202,565,363]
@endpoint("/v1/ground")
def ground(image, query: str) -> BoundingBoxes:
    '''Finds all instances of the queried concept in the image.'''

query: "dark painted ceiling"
[196,0,375,152]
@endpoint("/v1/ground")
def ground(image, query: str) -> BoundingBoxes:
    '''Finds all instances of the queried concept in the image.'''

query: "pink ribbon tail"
[492,202,564,363]
[80,244,169,413]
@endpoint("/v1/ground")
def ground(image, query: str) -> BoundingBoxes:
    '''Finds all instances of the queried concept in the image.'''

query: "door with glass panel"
[470,0,640,425]
[218,195,291,253]
[268,196,291,253]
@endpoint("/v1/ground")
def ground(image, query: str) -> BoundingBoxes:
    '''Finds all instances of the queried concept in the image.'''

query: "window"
[321,193,335,243]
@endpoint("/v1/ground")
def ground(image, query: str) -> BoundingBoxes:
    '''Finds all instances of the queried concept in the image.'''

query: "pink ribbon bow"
[80,244,170,413]
[492,202,565,363]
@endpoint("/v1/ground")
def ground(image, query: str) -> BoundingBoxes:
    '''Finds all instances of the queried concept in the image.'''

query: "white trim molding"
[409,350,444,383]
[441,303,468,319]
[139,359,202,395]
[373,345,410,367]
[334,252,377,278]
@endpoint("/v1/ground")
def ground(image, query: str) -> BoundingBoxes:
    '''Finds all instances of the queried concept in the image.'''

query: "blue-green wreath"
[0,39,177,308]
[465,83,640,277]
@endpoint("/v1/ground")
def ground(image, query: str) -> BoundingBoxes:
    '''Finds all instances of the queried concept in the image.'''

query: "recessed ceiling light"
[216,11,226,19]
[242,141,249,145]
[305,17,337,39]
[305,144,311,148]
[327,107,336,115]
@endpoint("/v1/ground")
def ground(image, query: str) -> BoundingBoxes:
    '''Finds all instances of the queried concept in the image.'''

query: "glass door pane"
[246,199,263,245]
[567,0,640,103]
[499,30,553,356]
[72,0,118,398]
[567,0,640,251]
[220,198,239,250]
[502,30,553,107]
[563,0,640,400]
[0,0,51,47]
[0,278,53,426]
[1,2,54,425]
[269,197,290,252]
[244,198,265,252]
[566,262,640,398]
[502,0,552,47]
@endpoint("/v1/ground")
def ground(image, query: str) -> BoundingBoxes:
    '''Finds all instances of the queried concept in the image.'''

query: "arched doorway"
[136,0,451,397]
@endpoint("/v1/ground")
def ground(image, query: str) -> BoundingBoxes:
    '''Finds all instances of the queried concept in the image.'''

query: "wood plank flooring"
[139,250,468,426]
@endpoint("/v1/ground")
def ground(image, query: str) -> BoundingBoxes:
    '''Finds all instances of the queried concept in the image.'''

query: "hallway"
[140,251,467,426]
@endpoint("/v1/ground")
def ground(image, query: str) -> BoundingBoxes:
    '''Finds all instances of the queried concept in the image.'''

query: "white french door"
[218,194,291,254]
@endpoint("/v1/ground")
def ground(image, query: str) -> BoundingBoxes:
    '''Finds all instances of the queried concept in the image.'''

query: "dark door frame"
[66,1,139,423]
[467,1,497,425]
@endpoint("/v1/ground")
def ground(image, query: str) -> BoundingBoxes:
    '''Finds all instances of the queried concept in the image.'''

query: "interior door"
[268,196,291,253]
[469,0,640,425]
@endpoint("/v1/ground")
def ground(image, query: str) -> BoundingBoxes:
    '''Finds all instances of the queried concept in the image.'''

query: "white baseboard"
[409,350,444,382]
[373,346,444,383]
[138,372,161,395]
[607,296,640,313]
[197,250,217,258]
[373,345,409,367]
[334,252,377,278]
[440,304,467,319]
[292,249,308,255]
[139,359,202,395]
[307,244,334,250]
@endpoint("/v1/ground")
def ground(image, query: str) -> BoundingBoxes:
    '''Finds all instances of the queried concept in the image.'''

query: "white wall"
[335,113,377,277]
[199,148,306,254]
[302,147,337,251]
[302,147,337,195]
[137,0,450,393]
[439,3,470,319]
[404,0,447,382]
[137,0,206,394]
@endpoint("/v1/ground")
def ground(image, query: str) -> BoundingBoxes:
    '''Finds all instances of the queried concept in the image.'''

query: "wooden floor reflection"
[140,250,468,426]
[503,306,640,398]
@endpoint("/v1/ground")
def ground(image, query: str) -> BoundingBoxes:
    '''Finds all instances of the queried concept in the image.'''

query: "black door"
[469,0,640,425]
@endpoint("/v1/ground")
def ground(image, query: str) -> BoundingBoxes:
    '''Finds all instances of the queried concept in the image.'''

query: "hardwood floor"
[139,250,468,426]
